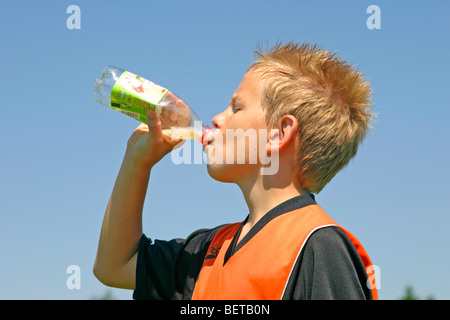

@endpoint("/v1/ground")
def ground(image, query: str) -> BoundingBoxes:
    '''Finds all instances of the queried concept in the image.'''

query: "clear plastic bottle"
[93,65,212,143]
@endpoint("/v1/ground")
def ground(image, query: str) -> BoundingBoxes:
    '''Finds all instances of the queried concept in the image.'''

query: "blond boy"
[94,42,377,299]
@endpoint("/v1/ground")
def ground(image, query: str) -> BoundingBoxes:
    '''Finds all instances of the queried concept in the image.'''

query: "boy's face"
[205,70,270,183]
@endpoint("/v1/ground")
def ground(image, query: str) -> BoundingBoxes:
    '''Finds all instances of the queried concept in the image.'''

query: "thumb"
[145,108,163,137]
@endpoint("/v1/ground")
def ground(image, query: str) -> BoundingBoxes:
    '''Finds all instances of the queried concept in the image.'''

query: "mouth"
[202,126,214,151]
[203,138,213,151]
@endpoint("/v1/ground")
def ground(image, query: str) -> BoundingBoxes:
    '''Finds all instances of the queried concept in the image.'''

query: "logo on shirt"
[205,245,221,260]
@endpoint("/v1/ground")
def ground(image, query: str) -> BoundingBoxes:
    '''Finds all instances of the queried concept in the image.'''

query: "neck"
[237,168,305,229]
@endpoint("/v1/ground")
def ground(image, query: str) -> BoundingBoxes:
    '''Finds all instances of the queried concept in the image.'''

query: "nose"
[211,111,225,129]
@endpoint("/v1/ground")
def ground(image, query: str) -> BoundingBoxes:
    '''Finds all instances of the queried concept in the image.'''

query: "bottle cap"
[201,126,213,144]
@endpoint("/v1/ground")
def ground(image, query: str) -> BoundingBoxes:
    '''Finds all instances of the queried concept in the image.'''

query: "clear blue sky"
[0,0,448,300]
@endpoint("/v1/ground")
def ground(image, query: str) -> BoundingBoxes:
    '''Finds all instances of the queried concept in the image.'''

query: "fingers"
[133,123,149,133]
[146,108,160,128]
[145,107,179,147]
[145,108,163,139]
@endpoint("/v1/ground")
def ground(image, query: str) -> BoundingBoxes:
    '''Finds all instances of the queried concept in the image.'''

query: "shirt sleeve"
[282,226,372,300]
[133,225,225,300]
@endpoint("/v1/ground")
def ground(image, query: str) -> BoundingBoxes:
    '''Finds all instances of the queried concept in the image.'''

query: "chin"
[204,143,259,183]
[206,163,236,183]
[206,162,260,185]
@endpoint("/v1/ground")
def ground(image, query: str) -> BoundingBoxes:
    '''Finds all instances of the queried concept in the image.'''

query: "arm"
[93,108,180,289]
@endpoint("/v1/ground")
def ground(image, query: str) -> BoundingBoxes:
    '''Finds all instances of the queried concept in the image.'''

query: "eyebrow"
[230,95,243,106]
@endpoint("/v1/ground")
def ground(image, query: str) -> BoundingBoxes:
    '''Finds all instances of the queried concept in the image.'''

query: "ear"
[266,115,298,154]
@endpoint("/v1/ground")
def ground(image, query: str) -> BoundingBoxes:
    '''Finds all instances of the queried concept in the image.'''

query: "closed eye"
[230,95,243,114]
[232,104,241,113]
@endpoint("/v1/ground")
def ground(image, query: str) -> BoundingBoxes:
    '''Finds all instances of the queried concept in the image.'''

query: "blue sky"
[0,0,448,300]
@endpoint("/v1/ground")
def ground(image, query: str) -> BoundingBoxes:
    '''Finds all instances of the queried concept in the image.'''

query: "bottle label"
[110,71,168,123]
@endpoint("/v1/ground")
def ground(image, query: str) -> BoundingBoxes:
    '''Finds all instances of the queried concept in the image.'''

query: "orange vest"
[192,204,377,300]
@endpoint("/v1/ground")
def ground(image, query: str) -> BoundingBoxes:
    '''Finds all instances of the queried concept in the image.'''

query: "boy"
[93,42,377,300]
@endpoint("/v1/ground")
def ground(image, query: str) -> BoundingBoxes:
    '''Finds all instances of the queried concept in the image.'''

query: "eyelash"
[232,105,241,113]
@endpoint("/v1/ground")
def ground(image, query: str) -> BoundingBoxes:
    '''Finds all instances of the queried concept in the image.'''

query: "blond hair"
[248,42,374,193]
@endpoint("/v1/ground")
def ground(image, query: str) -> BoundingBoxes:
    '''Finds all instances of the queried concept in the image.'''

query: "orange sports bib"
[192,204,377,300]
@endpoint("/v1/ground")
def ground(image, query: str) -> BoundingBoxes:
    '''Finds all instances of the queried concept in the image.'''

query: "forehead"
[232,70,262,101]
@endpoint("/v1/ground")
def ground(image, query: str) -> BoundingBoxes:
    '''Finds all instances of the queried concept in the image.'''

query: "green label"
[110,71,168,123]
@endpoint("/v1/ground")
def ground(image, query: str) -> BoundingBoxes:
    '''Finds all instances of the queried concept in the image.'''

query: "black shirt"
[133,194,372,300]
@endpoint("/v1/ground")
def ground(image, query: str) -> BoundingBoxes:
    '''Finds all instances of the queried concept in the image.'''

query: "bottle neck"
[201,126,213,144]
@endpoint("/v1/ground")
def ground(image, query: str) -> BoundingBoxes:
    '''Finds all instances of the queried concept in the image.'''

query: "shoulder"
[134,223,230,300]
[284,226,371,299]
[181,224,230,253]
[304,226,360,257]
[138,223,229,254]
[300,226,367,278]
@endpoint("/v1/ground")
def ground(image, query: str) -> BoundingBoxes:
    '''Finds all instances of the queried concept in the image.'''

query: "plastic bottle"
[92,65,212,143]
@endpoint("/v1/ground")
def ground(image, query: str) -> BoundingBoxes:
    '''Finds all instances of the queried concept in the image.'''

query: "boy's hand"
[125,108,181,169]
